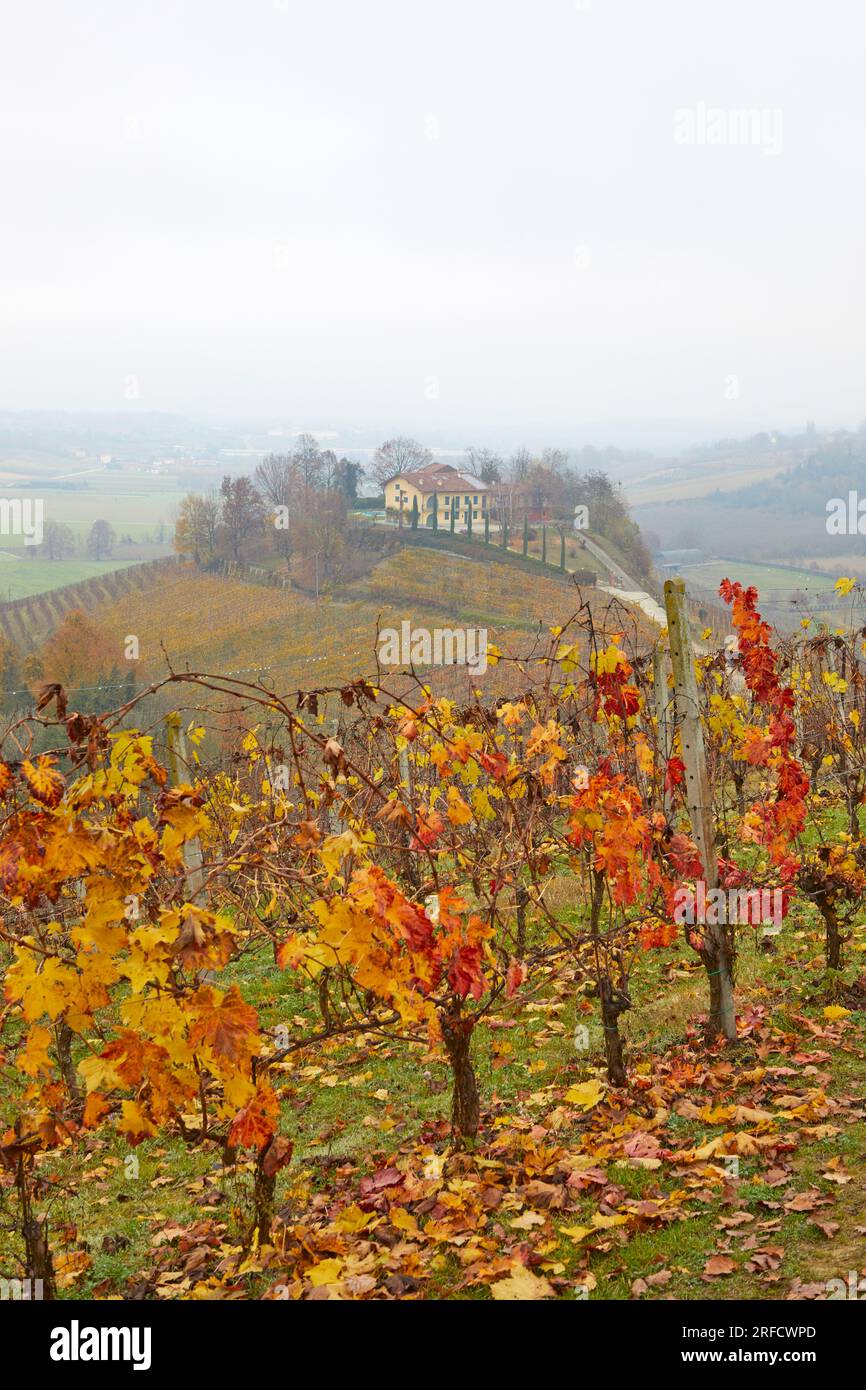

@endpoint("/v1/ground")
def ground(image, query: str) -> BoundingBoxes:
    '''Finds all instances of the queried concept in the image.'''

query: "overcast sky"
[2,0,865,443]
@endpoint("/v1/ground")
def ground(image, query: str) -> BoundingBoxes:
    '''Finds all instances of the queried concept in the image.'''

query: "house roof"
[387,462,492,492]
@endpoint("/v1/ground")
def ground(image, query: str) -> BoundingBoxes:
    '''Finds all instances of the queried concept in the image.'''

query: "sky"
[2,0,865,446]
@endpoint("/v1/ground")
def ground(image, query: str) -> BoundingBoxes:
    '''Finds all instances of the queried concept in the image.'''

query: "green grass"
[0,556,140,601]
[680,560,839,595]
[0,477,184,549]
[3,801,865,1300]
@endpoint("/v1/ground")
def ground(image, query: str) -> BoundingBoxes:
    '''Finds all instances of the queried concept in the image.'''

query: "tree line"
[174,433,654,586]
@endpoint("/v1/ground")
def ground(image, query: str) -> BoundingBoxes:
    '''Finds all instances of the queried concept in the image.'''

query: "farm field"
[679,559,840,594]
[0,448,98,480]
[0,473,185,548]
[625,458,789,506]
[0,554,139,602]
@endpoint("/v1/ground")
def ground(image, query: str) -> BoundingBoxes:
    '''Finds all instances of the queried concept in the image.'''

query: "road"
[572,535,669,630]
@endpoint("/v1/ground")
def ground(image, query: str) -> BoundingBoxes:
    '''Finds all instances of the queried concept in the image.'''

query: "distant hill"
[632,444,866,568]
[714,447,866,517]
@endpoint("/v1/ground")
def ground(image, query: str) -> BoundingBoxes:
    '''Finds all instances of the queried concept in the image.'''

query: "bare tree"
[370,437,433,488]
[507,447,533,482]
[254,454,294,510]
[38,521,76,561]
[86,519,116,560]
[292,490,348,589]
[219,476,265,561]
[294,434,323,489]
[470,448,504,484]
[541,446,569,473]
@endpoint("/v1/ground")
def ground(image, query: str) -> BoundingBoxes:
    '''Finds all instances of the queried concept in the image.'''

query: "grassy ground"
[3,866,864,1301]
[0,555,139,602]
[0,476,184,549]
[679,560,839,595]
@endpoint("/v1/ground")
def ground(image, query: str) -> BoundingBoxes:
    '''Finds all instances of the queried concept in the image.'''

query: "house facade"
[384,462,495,529]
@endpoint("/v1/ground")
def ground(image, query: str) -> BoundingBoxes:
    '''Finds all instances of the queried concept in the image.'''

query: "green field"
[0,554,139,602]
[0,471,186,548]
[680,559,839,595]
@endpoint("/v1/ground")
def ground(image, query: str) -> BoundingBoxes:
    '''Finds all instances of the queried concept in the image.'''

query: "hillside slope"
[35,550,657,703]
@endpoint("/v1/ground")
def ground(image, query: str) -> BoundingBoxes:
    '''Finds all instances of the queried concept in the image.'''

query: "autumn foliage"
[0,580,864,1299]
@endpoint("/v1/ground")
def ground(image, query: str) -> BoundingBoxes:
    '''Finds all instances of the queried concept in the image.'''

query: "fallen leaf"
[490,1266,555,1300]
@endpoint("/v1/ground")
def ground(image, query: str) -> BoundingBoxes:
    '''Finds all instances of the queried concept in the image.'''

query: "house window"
[464,495,470,504]
[481,496,487,508]
[473,495,478,503]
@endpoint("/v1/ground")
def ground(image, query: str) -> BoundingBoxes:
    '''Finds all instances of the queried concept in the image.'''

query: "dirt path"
[596,582,668,630]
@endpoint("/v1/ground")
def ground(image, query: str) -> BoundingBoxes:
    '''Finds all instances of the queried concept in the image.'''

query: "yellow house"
[383,462,494,529]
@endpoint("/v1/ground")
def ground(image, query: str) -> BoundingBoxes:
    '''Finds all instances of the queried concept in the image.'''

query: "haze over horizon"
[2,0,865,442]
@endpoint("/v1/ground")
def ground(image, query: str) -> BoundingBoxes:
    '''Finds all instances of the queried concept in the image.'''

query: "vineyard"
[0,559,183,653]
[14,550,657,711]
[347,545,626,632]
[0,572,864,1305]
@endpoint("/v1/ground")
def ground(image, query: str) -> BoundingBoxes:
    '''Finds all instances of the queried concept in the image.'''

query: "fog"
[1,0,865,442]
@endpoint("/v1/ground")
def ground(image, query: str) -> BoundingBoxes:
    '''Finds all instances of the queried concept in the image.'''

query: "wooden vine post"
[652,643,671,816]
[165,712,205,907]
[663,578,737,1041]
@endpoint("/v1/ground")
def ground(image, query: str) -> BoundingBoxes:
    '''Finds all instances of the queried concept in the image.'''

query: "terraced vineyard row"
[14,549,658,710]
[0,557,184,651]
[95,569,388,687]
[350,546,657,643]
